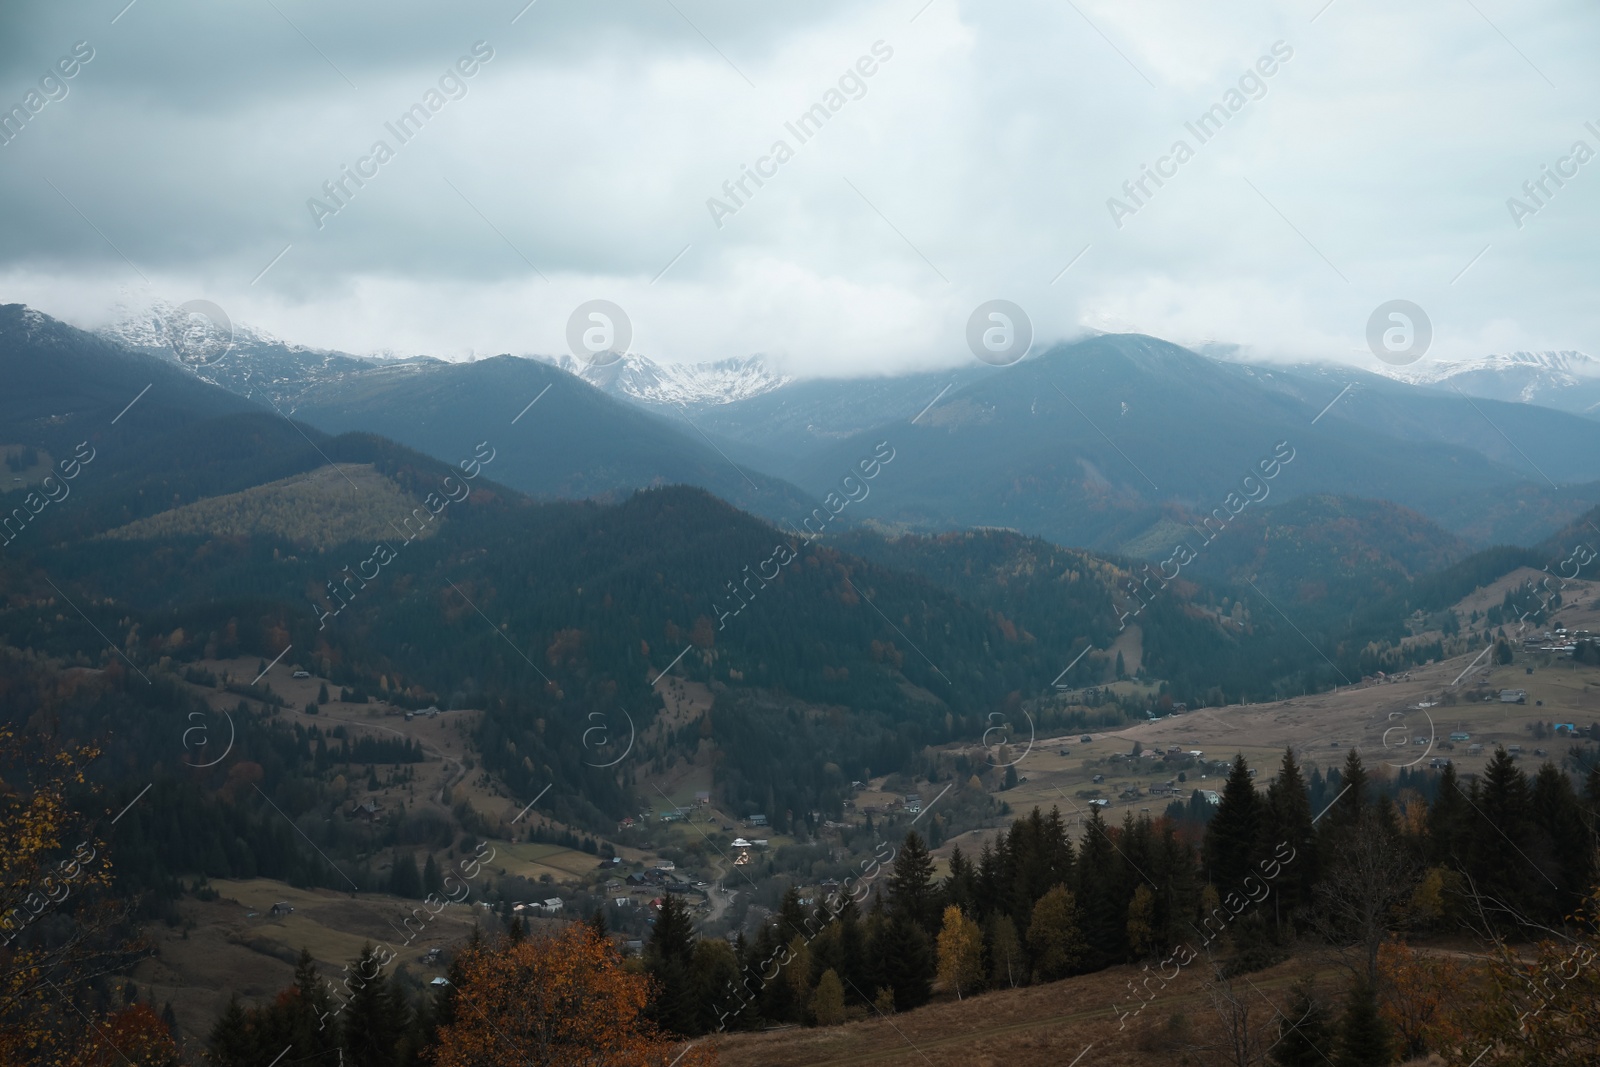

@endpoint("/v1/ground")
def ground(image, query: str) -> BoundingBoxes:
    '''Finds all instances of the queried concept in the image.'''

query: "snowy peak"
[541,352,792,407]
[98,298,288,354]
[1403,350,1600,385]
[1385,349,1600,416]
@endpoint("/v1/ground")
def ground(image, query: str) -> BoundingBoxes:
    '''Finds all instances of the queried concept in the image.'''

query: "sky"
[0,0,1597,377]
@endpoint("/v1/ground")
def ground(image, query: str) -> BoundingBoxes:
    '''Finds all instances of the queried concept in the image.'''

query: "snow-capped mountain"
[1389,350,1600,417]
[539,352,791,408]
[97,300,410,408]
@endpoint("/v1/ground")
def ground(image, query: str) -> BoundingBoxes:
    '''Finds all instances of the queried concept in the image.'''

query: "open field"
[953,592,1600,844]
[132,877,497,1046]
[710,953,1360,1067]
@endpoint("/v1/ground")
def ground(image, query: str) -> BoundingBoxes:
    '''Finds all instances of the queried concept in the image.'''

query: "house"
[605,879,625,893]
[421,947,442,963]
[1499,689,1528,704]
[349,799,383,821]
[270,901,294,916]
[430,977,450,988]
[626,872,648,886]
[1088,799,1110,808]
[1467,744,1484,756]
[653,861,675,872]
[694,791,711,806]
[539,897,564,915]
[624,940,643,954]
[750,839,769,849]
[747,814,768,827]
[292,670,310,679]
[1507,745,1523,756]
[1199,790,1222,805]
[613,896,634,908]
[1429,758,1452,769]
[904,793,922,814]
[1413,736,1430,746]
[1091,774,1104,784]
[1449,732,1471,742]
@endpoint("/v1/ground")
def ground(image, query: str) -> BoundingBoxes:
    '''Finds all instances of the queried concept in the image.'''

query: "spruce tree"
[1333,979,1390,1067]
[1264,747,1316,915]
[1270,980,1333,1067]
[1204,755,1262,894]
[340,944,406,1067]
[1425,761,1470,867]
[421,854,443,897]
[289,947,339,1060]
[878,911,934,1011]
[646,894,699,1034]
[887,831,940,934]
[1075,806,1125,966]
[206,995,255,1067]
[387,853,422,899]
[1335,749,1368,825]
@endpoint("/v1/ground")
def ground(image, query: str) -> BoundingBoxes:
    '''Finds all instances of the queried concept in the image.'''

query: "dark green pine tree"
[1425,761,1471,867]
[1074,805,1125,967]
[1586,762,1600,812]
[206,994,256,1067]
[587,907,608,940]
[1204,755,1262,894]
[776,886,809,943]
[887,831,940,934]
[944,845,977,913]
[288,947,340,1061]
[835,894,869,1002]
[1269,980,1333,1067]
[1468,748,1534,920]
[340,944,407,1067]
[1531,762,1592,922]
[876,910,934,1011]
[421,854,443,897]
[646,893,700,1035]
[1334,749,1368,826]
[1333,979,1391,1067]
[387,853,422,899]
[1263,747,1316,915]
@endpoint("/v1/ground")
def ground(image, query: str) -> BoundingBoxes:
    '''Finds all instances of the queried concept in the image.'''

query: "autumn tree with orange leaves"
[1376,935,1470,1059]
[431,924,714,1067]
[0,727,144,1067]
[66,1003,182,1067]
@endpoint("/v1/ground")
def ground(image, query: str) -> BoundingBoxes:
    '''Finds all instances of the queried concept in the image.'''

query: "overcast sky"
[1,0,1596,376]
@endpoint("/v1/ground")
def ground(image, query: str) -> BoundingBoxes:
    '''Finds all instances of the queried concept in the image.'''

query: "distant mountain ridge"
[537,352,794,407]
[1382,349,1600,416]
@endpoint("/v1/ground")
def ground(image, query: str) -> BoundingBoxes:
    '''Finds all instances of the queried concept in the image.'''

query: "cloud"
[1,0,1596,376]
